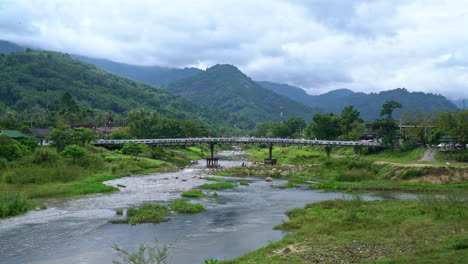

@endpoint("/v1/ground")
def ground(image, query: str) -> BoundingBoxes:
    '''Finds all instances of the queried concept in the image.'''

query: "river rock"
[265,177,274,182]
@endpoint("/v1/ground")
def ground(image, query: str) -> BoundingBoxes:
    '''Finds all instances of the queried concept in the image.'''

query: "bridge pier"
[353,146,361,155]
[264,144,277,165]
[325,146,332,158]
[206,142,219,168]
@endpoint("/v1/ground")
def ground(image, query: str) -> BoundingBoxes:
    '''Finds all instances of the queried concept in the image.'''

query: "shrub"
[0,158,7,169]
[62,144,86,161]
[33,147,59,164]
[169,200,205,214]
[113,239,169,264]
[285,182,295,188]
[399,140,416,152]
[452,235,468,250]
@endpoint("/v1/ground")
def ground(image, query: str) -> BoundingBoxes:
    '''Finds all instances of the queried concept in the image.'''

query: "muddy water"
[0,151,414,264]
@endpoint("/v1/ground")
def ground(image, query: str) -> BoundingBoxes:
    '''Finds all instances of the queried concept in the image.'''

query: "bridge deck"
[94,137,381,147]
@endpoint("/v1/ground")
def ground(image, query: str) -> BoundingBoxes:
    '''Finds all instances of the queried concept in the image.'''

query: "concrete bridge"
[95,137,381,167]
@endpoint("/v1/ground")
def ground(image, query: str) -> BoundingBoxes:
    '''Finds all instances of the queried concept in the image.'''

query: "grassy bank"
[216,146,468,192]
[223,198,468,264]
[0,145,204,218]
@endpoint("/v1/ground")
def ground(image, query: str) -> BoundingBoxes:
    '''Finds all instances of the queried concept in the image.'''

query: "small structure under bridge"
[94,137,381,167]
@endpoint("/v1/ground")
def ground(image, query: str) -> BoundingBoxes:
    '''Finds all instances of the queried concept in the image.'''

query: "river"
[0,151,415,264]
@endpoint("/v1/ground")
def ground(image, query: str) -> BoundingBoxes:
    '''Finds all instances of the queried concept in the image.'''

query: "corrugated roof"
[0,130,29,138]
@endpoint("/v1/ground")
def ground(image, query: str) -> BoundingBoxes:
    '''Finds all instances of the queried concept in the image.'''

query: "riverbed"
[0,151,415,264]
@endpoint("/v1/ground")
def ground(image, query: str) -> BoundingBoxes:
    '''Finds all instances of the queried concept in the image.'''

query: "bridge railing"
[94,137,381,147]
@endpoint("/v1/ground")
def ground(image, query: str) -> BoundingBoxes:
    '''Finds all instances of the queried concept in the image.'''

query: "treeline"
[254,100,468,152]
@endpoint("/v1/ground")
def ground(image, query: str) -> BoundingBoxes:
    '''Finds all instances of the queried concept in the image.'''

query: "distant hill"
[0,50,255,134]
[258,82,458,120]
[73,55,202,87]
[166,64,320,123]
[0,40,25,54]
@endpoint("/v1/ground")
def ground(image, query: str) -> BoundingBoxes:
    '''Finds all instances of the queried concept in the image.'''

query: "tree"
[0,135,25,161]
[283,117,306,138]
[373,101,402,149]
[122,142,142,158]
[400,109,436,145]
[436,110,468,148]
[47,125,74,151]
[73,127,96,146]
[340,106,363,135]
[305,113,341,140]
[272,123,292,138]
[62,144,86,162]
[380,100,403,119]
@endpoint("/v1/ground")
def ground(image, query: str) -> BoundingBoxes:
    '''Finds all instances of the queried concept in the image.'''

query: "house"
[0,130,28,141]
[25,128,52,146]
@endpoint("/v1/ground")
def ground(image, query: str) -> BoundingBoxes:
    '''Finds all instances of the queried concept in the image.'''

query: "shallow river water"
[0,151,416,264]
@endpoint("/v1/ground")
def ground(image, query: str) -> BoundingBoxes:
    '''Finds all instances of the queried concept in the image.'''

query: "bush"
[0,158,8,169]
[0,135,25,161]
[399,140,416,152]
[33,147,59,164]
[62,144,86,161]
[169,200,205,214]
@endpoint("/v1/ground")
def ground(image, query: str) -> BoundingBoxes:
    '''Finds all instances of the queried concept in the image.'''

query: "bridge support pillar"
[353,146,361,155]
[206,142,219,168]
[264,144,277,165]
[325,146,332,158]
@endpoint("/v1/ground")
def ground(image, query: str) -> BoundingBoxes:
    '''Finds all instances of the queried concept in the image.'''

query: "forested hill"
[73,55,202,87]
[258,82,457,121]
[166,64,320,123]
[0,50,256,134]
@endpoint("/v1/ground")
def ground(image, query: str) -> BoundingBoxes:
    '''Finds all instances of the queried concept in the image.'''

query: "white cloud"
[1,0,467,99]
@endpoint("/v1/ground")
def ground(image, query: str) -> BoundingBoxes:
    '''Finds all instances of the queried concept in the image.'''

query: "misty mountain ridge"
[257,81,458,120]
[166,64,320,123]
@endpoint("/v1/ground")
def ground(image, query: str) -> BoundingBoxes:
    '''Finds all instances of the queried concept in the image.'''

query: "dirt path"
[417,148,437,162]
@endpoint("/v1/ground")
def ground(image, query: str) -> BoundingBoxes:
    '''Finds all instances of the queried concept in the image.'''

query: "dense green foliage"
[303,105,364,140]
[259,81,458,121]
[253,117,306,138]
[0,50,250,135]
[167,64,320,124]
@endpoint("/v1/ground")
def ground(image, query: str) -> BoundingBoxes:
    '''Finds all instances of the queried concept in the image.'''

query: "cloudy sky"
[1,0,467,99]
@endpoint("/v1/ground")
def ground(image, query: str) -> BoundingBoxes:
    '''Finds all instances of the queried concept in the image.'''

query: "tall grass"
[0,193,30,218]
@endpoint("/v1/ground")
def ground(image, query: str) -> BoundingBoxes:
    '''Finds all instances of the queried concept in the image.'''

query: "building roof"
[0,130,29,138]
[440,135,457,142]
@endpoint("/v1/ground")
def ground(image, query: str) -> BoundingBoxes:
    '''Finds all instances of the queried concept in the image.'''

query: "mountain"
[166,64,320,123]
[0,40,25,54]
[258,82,458,120]
[0,50,255,134]
[73,55,202,87]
